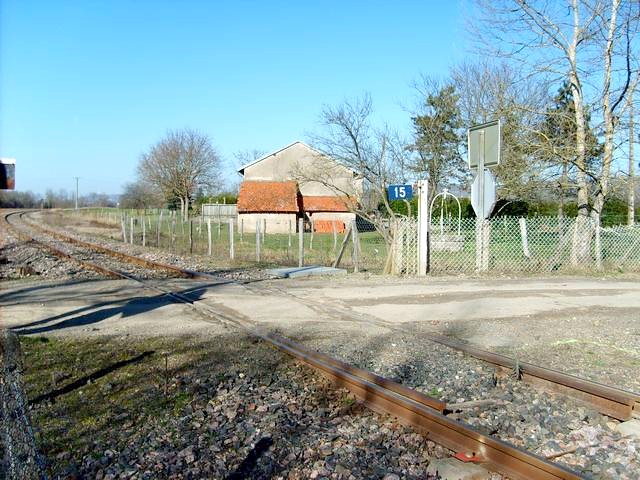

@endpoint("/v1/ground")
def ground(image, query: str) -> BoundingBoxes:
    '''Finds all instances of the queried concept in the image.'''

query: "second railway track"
[6,209,639,479]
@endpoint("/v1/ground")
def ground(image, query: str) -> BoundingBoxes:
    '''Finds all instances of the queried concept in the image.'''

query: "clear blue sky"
[1,1,468,196]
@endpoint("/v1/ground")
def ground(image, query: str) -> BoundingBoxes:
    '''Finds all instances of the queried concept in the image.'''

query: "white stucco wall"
[237,213,298,234]
[242,142,362,198]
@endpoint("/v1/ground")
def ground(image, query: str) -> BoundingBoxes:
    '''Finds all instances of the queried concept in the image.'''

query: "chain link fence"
[428,215,640,274]
[66,209,640,275]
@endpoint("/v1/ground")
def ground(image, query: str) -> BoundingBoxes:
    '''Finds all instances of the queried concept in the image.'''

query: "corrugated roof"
[302,196,352,212]
[237,181,300,213]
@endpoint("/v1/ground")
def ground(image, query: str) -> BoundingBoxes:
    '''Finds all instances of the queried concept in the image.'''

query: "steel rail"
[4,212,122,279]
[5,210,585,479]
[430,334,640,421]
[16,212,209,280]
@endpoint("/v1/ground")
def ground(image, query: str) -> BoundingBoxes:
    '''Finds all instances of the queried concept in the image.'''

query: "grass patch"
[19,333,264,477]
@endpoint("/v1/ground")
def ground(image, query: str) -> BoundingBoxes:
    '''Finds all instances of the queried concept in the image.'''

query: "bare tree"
[451,60,549,201]
[472,0,639,263]
[120,181,162,211]
[309,94,408,247]
[138,129,221,219]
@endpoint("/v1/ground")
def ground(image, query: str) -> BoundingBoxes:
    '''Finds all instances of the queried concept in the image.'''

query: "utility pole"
[74,177,80,209]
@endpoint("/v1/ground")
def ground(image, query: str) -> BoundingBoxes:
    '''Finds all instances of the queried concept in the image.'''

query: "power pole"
[74,177,80,209]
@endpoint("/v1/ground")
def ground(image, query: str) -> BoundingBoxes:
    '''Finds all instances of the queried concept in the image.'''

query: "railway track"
[4,210,620,479]
[243,281,640,422]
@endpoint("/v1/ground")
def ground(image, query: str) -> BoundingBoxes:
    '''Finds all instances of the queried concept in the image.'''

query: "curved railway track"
[3,210,608,479]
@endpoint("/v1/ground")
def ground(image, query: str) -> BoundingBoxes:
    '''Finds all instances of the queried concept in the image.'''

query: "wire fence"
[408,215,640,274]
[66,209,640,275]
[66,208,387,273]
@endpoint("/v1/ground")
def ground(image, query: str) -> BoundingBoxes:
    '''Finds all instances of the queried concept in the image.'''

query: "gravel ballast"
[21,334,454,480]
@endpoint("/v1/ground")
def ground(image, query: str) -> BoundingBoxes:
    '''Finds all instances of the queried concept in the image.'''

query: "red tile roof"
[237,181,300,213]
[302,196,352,212]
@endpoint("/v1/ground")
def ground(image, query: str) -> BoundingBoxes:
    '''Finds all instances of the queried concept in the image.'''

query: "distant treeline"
[0,190,117,209]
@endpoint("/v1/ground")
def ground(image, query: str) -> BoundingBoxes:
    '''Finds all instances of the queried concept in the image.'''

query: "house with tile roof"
[237,141,360,233]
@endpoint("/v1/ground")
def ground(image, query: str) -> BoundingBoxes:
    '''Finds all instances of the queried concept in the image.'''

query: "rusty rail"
[5,210,585,479]
[6,211,210,280]
[430,334,640,421]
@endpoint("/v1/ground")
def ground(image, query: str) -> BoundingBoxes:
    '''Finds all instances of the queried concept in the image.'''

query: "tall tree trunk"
[629,90,636,226]
[568,3,592,265]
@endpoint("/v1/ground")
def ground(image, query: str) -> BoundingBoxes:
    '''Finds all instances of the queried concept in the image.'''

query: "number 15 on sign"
[388,184,413,201]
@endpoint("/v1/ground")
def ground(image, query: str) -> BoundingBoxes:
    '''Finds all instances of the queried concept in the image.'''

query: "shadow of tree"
[30,351,155,405]
[12,285,214,335]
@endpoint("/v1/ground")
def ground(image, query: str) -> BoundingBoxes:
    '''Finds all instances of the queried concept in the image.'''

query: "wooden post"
[351,219,360,273]
[518,218,531,258]
[333,223,353,268]
[207,219,212,256]
[189,219,193,254]
[229,218,235,260]
[288,219,292,248]
[142,217,146,247]
[310,219,314,250]
[263,219,266,244]
[130,217,134,244]
[298,218,304,267]
[256,220,261,262]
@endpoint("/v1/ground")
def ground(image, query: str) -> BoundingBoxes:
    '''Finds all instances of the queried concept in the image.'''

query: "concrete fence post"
[229,218,235,260]
[256,220,262,262]
[157,211,163,247]
[332,220,337,251]
[298,218,304,267]
[351,219,360,273]
[207,218,212,256]
[121,215,126,242]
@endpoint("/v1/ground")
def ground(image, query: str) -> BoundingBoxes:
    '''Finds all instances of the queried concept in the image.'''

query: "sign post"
[387,184,413,201]
[468,120,501,271]
[417,180,429,276]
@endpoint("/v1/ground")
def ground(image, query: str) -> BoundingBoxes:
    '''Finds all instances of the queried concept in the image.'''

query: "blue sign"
[387,184,413,201]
